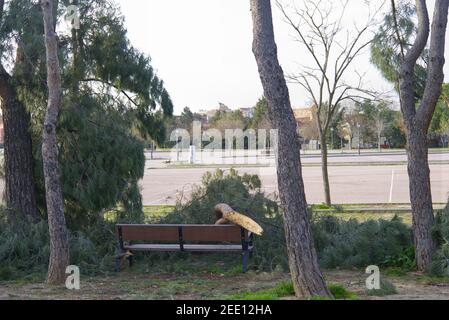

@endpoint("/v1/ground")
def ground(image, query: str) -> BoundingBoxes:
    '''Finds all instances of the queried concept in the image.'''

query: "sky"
[116,0,448,115]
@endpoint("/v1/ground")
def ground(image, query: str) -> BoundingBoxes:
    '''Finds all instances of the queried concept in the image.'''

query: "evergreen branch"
[81,78,140,108]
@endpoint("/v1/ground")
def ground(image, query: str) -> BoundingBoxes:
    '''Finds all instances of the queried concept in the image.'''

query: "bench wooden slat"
[124,244,253,252]
[116,224,245,242]
[182,225,242,242]
[118,225,179,241]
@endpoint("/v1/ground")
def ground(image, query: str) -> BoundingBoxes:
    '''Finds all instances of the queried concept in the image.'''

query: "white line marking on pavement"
[389,169,395,203]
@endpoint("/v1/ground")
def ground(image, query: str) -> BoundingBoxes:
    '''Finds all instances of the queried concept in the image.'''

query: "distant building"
[198,102,233,123]
[293,105,317,125]
[239,107,255,118]
[198,109,218,123]
[292,105,319,151]
[218,102,232,113]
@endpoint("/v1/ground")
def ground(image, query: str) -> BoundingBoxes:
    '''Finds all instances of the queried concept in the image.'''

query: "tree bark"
[407,129,435,269]
[41,0,69,284]
[397,0,449,271]
[320,134,331,206]
[250,0,331,298]
[0,69,39,221]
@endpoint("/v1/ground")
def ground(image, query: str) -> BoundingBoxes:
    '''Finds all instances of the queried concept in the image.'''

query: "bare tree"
[373,103,394,152]
[393,0,449,270]
[250,0,331,298]
[278,0,381,205]
[41,0,70,284]
[340,107,361,150]
[299,119,320,141]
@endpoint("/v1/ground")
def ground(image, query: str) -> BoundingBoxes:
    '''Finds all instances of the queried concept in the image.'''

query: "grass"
[322,212,413,225]
[384,267,408,277]
[142,204,416,225]
[224,281,360,300]
[328,284,359,300]
[223,281,294,300]
[143,205,175,221]
[416,274,449,285]
[365,279,397,297]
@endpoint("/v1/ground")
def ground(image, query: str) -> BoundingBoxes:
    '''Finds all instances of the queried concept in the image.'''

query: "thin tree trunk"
[41,0,69,285]
[0,71,39,221]
[250,0,331,298]
[320,134,331,206]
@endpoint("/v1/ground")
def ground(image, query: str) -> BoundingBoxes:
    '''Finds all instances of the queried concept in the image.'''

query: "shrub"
[365,278,397,296]
[0,170,416,280]
[160,169,413,271]
[160,169,288,271]
[431,204,449,276]
[312,215,413,269]
[0,209,118,280]
[0,214,50,279]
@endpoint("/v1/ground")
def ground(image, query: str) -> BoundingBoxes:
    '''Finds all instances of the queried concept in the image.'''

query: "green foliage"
[371,1,426,101]
[160,169,286,271]
[0,0,173,227]
[159,170,412,271]
[430,204,449,276]
[312,215,413,269]
[225,281,295,300]
[384,267,407,277]
[429,86,449,134]
[365,279,397,297]
[328,284,359,300]
[383,113,407,148]
[0,208,118,280]
[0,214,49,280]
[250,97,271,130]
[381,246,416,271]
[429,243,449,276]
[33,95,146,227]
[310,296,332,300]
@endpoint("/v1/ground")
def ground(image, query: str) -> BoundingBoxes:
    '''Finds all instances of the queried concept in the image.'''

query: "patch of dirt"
[1,270,448,300]
[325,270,449,300]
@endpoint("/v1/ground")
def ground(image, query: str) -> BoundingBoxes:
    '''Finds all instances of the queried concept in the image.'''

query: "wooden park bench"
[115,224,254,273]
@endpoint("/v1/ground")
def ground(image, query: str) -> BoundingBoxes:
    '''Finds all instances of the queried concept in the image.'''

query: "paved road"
[150,150,449,165]
[1,151,448,205]
[142,163,449,205]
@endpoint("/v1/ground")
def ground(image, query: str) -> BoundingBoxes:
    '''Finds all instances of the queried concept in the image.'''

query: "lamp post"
[357,110,364,156]
[357,123,361,156]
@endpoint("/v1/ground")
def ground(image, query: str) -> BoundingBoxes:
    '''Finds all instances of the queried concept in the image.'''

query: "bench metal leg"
[128,254,133,268]
[115,257,121,272]
[242,250,249,273]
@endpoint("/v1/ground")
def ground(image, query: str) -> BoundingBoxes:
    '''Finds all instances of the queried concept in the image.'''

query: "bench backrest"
[116,224,249,243]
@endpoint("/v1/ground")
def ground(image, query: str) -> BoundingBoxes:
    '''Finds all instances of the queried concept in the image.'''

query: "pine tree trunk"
[407,129,436,270]
[250,0,330,298]
[320,134,331,206]
[397,0,449,271]
[0,69,39,221]
[41,0,69,285]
